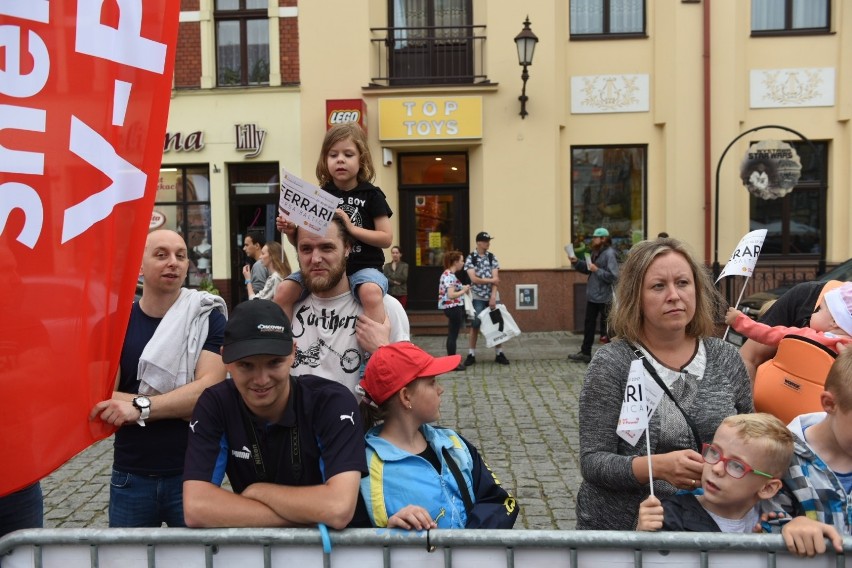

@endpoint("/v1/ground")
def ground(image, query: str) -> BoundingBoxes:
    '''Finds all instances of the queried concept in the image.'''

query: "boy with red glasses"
[638,413,793,533]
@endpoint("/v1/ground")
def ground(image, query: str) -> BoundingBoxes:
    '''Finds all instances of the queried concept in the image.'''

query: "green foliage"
[198,278,220,296]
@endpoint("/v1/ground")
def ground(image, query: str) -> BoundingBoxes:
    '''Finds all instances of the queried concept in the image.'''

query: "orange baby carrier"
[753,335,835,424]
[752,279,844,423]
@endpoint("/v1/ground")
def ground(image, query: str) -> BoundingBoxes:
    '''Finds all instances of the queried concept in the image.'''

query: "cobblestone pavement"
[42,331,593,530]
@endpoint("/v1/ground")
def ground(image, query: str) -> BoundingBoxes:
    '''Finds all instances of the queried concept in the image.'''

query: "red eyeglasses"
[701,443,773,479]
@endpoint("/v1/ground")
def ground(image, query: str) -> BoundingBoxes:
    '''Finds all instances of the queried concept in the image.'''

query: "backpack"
[753,335,836,424]
[457,251,495,286]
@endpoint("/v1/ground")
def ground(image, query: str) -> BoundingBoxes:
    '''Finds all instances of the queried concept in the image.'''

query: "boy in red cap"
[357,342,518,529]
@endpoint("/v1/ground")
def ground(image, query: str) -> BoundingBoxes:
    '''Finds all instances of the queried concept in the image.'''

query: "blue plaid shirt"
[763,412,852,535]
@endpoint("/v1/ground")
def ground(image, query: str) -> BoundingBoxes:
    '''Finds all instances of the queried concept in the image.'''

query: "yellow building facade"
[162,0,851,331]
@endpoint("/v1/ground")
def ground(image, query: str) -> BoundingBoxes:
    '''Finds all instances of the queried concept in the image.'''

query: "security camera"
[382,147,393,167]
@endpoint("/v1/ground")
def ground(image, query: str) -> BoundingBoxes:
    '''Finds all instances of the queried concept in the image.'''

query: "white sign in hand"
[279,168,340,236]
[617,360,664,446]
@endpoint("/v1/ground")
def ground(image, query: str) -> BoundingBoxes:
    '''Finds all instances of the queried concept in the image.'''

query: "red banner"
[0,2,179,496]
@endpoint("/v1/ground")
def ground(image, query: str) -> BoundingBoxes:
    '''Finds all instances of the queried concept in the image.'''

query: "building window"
[387,0,475,85]
[751,0,829,34]
[749,141,827,257]
[215,0,270,86]
[156,166,213,286]
[570,0,645,38]
[571,146,646,259]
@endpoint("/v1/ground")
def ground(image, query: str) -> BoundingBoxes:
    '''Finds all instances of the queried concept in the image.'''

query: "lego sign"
[326,99,367,131]
[378,96,483,141]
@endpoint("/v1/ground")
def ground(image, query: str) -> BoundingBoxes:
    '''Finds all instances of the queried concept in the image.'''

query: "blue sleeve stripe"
[211,435,228,486]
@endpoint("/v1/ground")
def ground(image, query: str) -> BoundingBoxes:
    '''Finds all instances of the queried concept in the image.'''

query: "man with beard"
[274,218,409,395]
[568,227,619,363]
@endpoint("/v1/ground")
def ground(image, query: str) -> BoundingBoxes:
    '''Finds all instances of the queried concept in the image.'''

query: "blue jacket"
[361,425,518,529]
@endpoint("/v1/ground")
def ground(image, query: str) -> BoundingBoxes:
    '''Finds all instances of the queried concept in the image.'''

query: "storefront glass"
[571,146,646,258]
[155,166,213,286]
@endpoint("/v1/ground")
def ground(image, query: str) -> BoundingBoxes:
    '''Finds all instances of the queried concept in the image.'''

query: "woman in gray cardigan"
[576,238,753,530]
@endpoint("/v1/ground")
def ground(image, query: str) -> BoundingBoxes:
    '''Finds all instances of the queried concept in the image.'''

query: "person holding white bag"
[463,232,510,366]
[438,251,469,372]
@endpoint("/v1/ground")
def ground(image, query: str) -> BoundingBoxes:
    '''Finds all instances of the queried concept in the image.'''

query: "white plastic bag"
[477,304,521,348]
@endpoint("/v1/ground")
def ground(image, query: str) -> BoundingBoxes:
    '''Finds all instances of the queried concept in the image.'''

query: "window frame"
[214,0,270,87]
[569,0,647,40]
[750,0,831,36]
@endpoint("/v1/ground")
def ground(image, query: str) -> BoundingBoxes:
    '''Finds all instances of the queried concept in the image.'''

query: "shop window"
[156,166,213,286]
[749,141,827,257]
[571,146,646,258]
[215,0,270,86]
[570,0,645,38]
[751,0,829,34]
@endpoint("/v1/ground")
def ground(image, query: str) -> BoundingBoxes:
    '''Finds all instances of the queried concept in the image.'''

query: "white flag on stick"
[715,229,768,283]
[616,360,662,446]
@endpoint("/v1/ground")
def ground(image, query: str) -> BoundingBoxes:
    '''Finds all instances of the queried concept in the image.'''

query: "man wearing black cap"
[182,299,367,528]
[463,231,510,366]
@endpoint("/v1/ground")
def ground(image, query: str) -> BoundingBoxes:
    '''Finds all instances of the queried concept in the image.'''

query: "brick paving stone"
[40,331,590,530]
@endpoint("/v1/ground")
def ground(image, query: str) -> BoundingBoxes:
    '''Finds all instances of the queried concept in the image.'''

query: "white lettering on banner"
[0,1,171,247]
[0,104,46,175]
[0,3,50,248]
[75,0,167,74]
[0,182,43,248]
[0,1,50,23]
[61,117,147,243]
[0,25,50,97]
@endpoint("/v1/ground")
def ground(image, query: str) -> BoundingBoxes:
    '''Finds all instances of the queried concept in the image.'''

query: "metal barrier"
[1,528,849,568]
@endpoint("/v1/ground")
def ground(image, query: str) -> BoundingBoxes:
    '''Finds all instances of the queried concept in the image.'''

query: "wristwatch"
[132,396,151,427]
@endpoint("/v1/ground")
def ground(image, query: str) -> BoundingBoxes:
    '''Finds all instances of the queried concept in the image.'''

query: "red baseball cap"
[359,343,461,406]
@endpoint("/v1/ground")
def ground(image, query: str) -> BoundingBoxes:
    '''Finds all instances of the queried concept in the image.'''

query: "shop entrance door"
[398,153,469,311]
[227,163,280,306]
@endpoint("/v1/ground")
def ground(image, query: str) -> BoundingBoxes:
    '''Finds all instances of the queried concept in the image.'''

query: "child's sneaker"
[495,353,510,365]
[464,354,476,367]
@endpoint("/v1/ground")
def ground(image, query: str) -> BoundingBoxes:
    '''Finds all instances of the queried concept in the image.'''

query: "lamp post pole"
[519,63,530,119]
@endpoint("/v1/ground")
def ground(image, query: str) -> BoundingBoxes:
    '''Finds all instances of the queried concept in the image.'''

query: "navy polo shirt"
[184,375,367,493]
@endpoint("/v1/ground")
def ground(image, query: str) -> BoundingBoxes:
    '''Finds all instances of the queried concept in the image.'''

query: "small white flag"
[716,229,768,283]
[617,360,664,446]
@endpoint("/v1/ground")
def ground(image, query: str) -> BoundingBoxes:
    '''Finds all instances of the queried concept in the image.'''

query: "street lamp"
[514,16,538,119]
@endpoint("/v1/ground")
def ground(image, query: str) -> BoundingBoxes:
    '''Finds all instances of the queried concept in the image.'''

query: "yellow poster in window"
[429,232,442,248]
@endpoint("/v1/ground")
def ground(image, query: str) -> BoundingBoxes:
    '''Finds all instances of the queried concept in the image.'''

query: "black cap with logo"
[222,300,294,363]
[475,231,493,242]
